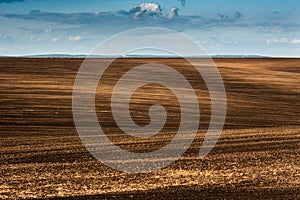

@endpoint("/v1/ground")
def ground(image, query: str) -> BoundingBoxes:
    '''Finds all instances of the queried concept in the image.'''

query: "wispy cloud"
[291,39,300,44]
[51,37,59,42]
[266,38,300,44]
[68,35,82,41]
[266,38,289,44]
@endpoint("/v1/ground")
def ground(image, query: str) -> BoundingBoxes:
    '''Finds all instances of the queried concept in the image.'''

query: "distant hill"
[211,55,272,58]
[0,54,275,58]
[22,54,89,58]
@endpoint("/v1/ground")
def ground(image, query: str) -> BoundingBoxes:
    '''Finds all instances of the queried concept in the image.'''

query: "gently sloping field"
[0,58,299,199]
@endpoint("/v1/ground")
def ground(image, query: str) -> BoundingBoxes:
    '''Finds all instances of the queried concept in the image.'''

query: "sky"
[1,0,300,57]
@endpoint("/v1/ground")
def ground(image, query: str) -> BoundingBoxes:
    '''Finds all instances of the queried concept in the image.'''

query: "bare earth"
[0,58,299,199]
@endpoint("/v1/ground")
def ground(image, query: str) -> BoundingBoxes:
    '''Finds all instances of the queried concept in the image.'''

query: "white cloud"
[51,37,59,42]
[129,2,162,18]
[291,39,300,44]
[266,38,289,44]
[68,35,82,41]
[266,38,300,45]
[29,35,41,42]
[168,7,179,19]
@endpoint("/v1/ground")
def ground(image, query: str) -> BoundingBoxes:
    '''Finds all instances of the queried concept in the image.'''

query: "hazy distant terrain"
[2,54,272,58]
[0,58,299,199]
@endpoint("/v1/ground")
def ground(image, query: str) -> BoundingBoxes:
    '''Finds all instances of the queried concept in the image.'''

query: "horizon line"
[1,53,300,59]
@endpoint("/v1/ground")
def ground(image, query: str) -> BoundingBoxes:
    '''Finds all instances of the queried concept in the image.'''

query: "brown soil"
[0,58,299,199]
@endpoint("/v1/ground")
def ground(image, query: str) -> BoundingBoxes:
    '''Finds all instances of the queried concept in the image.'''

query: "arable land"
[0,58,299,199]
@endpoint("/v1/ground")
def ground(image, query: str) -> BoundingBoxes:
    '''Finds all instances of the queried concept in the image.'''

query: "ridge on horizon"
[0,54,281,58]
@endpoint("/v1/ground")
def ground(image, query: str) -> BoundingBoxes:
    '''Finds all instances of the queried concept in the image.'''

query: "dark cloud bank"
[0,0,24,3]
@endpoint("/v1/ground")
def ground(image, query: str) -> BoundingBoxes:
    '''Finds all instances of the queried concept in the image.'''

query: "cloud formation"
[266,38,289,44]
[266,38,300,44]
[129,2,162,18]
[51,37,59,42]
[0,0,24,3]
[168,7,179,19]
[291,39,300,44]
[3,1,298,36]
[1,4,243,30]
[68,35,82,41]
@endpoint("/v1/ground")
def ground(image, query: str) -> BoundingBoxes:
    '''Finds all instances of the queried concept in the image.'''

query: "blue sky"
[1,0,300,56]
